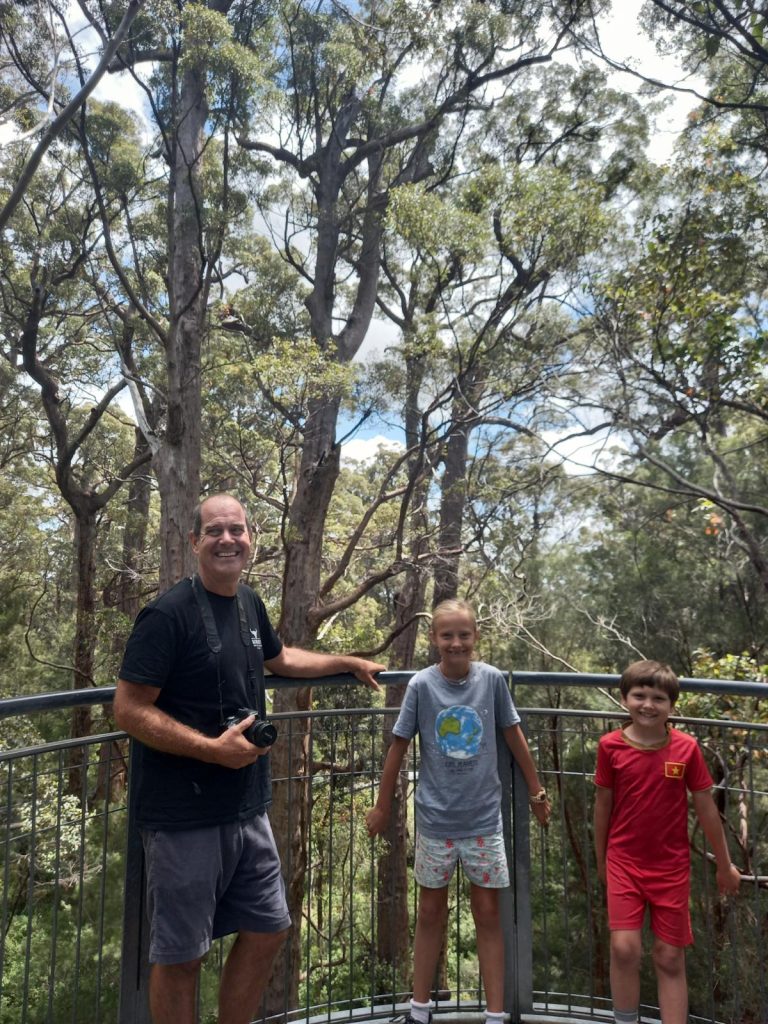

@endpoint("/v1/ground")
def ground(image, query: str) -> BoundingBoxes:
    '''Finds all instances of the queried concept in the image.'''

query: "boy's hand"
[716,862,741,894]
[365,806,389,836]
[596,859,607,885]
[530,797,551,829]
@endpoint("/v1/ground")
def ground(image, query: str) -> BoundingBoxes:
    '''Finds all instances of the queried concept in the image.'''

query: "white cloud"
[91,68,152,136]
[341,435,404,465]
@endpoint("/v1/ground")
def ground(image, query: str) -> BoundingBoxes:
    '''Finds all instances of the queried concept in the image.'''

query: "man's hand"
[596,859,607,885]
[716,862,741,895]
[365,806,389,836]
[210,715,272,769]
[349,658,386,692]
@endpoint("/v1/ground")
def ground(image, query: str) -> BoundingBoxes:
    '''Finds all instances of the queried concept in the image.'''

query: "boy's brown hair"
[430,599,477,631]
[619,659,680,704]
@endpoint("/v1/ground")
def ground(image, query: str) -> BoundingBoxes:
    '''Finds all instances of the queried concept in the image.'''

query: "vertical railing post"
[499,716,534,1023]
[118,739,151,1024]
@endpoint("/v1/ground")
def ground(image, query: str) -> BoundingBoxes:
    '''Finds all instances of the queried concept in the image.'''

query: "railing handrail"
[0,670,765,720]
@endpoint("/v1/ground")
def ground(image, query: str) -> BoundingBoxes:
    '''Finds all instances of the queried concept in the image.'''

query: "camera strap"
[191,574,267,722]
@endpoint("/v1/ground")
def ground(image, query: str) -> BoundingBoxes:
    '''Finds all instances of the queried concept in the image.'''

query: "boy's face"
[430,612,478,673]
[622,684,674,732]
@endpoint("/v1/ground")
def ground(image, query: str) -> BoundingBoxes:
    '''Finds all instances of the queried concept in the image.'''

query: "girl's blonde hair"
[430,599,477,630]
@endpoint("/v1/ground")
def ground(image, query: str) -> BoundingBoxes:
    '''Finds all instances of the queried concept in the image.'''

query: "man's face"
[190,496,252,595]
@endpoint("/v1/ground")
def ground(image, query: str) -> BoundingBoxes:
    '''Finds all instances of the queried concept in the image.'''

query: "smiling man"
[114,494,384,1024]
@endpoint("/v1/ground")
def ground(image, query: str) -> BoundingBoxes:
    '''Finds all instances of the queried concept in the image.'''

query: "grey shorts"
[141,812,291,965]
[414,830,510,888]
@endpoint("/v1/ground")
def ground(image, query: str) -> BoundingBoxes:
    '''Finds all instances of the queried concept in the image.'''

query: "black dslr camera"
[224,707,278,748]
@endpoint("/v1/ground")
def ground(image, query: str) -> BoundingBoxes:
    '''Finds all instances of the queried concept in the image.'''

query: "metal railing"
[0,674,766,1024]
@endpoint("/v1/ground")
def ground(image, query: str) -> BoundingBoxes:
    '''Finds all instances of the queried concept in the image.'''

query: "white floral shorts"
[414,830,510,889]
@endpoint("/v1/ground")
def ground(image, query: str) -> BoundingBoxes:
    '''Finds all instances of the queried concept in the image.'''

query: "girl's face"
[430,612,478,672]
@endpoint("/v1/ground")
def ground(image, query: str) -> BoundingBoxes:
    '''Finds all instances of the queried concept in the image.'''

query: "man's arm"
[593,784,613,884]
[502,723,551,826]
[691,788,741,893]
[365,735,411,836]
[113,679,269,769]
[265,646,385,690]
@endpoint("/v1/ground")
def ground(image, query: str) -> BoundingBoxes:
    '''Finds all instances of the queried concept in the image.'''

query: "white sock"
[409,1000,432,1024]
[484,1012,505,1023]
[614,1010,638,1024]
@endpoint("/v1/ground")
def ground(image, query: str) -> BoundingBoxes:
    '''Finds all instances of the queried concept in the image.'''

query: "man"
[114,494,384,1024]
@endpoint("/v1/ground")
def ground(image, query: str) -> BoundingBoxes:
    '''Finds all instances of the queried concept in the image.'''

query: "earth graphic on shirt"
[435,705,483,759]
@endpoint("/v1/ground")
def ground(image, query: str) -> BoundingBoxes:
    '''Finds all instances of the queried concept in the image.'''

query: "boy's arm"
[503,723,551,827]
[593,784,613,885]
[366,735,411,836]
[691,788,741,894]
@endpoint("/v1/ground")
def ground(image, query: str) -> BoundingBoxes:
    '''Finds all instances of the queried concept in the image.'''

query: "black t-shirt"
[119,577,283,830]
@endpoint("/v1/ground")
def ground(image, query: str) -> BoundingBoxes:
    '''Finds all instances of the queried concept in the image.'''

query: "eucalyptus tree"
[67,0,280,587]
[574,0,768,118]
[579,125,768,599]
[377,61,649,606]
[238,0,593,645]
[0,133,152,753]
[0,0,143,231]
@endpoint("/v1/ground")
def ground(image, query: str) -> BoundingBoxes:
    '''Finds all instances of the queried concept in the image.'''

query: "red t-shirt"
[595,725,713,871]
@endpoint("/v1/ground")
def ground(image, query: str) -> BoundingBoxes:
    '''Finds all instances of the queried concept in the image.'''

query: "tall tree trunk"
[117,438,152,619]
[264,121,383,1020]
[433,417,470,607]
[104,432,152,623]
[69,509,97,796]
[155,62,208,590]
[267,395,343,1014]
[375,342,431,982]
[98,445,151,803]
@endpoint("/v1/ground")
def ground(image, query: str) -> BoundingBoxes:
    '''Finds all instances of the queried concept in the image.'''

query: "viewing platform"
[0,673,765,1024]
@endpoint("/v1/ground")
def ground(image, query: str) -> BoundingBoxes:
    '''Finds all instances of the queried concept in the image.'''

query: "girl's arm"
[366,735,411,835]
[503,724,551,827]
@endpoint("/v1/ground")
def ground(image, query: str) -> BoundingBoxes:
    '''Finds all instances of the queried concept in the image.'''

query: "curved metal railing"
[0,673,765,1024]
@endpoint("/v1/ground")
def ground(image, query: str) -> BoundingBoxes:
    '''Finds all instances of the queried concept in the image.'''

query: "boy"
[366,599,550,1024]
[594,660,741,1024]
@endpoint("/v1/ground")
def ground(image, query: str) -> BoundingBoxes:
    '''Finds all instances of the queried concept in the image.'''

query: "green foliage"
[180,1,273,105]
[385,182,488,262]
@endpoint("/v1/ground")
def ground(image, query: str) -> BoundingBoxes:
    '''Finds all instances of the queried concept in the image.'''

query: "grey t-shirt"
[392,661,520,839]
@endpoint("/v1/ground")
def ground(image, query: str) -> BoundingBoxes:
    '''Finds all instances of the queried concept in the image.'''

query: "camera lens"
[248,720,278,747]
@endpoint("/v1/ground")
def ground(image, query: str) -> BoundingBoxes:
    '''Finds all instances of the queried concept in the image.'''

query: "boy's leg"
[646,871,691,1024]
[609,929,642,1022]
[412,885,449,1005]
[652,937,687,1024]
[469,883,503,1013]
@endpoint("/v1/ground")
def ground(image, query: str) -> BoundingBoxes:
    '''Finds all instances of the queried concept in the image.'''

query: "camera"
[224,707,278,748]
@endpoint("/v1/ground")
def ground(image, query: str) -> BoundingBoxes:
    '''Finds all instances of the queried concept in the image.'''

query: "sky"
[594,0,705,163]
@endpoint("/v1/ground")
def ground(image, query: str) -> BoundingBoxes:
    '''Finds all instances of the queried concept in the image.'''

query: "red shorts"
[606,855,692,947]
